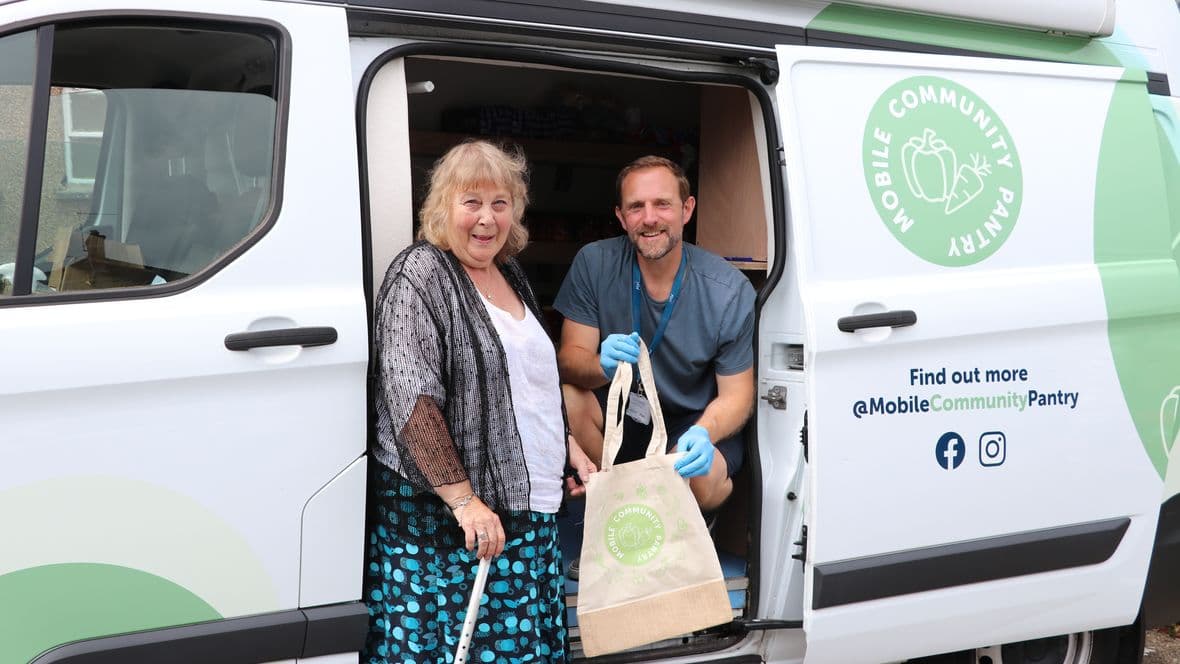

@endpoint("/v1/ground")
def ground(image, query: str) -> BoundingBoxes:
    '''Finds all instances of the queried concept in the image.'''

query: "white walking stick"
[453,556,492,664]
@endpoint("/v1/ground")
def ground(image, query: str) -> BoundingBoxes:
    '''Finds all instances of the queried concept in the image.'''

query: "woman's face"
[447,183,514,269]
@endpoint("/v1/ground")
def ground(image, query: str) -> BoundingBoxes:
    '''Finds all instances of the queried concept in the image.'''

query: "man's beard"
[631,229,681,261]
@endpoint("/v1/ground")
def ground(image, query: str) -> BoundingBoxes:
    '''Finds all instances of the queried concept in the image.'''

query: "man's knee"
[689,455,732,511]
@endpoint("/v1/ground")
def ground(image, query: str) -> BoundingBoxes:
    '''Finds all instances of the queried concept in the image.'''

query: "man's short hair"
[615,155,691,206]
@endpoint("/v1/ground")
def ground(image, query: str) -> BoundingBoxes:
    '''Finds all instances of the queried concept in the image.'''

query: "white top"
[479,295,565,513]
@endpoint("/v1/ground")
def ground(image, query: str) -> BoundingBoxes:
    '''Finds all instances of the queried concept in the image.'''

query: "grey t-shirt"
[554,236,756,416]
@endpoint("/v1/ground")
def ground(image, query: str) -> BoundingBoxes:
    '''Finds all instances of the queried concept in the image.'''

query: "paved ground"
[1145,630,1180,664]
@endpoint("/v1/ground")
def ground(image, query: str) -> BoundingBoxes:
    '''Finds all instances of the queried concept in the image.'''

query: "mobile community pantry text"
[852,366,1079,419]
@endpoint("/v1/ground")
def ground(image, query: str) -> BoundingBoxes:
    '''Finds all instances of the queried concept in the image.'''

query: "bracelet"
[447,492,475,512]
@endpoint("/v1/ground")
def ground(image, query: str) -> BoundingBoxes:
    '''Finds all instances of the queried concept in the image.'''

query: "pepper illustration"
[944,153,992,214]
[617,522,653,549]
[902,128,957,204]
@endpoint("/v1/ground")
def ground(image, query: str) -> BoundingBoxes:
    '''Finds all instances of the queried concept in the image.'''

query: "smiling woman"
[366,139,594,664]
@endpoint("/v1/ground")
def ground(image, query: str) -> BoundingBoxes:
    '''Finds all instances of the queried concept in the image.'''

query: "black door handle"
[837,310,917,333]
[225,326,338,351]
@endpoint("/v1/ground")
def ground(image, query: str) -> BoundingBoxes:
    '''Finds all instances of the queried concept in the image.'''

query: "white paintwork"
[300,455,367,608]
[359,48,416,293]
[322,0,1118,38]
[4,0,1180,661]
[832,0,1115,37]
[775,45,1162,663]
[577,0,825,29]
[0,0,366,622]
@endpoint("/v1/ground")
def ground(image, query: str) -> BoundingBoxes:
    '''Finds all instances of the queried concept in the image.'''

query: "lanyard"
[631,251,687,357]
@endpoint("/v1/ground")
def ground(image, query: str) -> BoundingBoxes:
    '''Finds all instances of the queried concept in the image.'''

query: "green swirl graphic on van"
[864,76,1023,266]
[605,503,664,566]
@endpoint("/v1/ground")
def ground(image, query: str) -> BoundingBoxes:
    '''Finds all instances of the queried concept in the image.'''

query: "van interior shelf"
[408,130,680,167]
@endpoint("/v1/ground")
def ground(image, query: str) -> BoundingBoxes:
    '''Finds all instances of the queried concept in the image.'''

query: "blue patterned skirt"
[364,466,569,664]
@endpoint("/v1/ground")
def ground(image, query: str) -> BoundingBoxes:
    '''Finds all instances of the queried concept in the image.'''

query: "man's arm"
[694,368,755,442]
[558,318,610,390]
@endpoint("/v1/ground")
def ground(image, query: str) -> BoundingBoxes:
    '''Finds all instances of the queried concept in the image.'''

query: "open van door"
[773,45,1172,663]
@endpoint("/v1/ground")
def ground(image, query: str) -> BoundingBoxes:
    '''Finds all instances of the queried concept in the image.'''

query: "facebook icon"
[935,431,966,470]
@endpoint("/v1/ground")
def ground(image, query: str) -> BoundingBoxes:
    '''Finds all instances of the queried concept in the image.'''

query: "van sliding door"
[775,45,1170,663]
[0,2,368,661]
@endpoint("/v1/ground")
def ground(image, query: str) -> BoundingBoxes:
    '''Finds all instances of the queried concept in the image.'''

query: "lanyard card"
[625,391,652,425]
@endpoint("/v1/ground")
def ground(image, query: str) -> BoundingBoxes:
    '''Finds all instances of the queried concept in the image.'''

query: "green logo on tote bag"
[605,503,665,566]
[863,76,1023,266]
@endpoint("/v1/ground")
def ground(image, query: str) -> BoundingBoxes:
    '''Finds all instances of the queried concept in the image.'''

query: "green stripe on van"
[808,5,1120,67]
[1094,79,1180,480]
[0,563,221,664]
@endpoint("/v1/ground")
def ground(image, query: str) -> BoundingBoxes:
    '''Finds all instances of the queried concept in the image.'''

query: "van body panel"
[1093,76,1180,485]
[828,0,1116,37]
[1148,94,1180,504]
[754,254,808,625]
[0,0,366,661]
[299,455,367,608]
[322,0,1168,77]
[808,0,1180,82]
[807,4,1122,67]
[3,0,1180,660]
[774,44,1164,662]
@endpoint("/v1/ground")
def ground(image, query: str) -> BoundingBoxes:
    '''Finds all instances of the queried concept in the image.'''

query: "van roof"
[316,0,1177,82]
[310,0,1116,38]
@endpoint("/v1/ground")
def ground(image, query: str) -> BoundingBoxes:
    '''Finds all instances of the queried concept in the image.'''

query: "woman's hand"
[454,496,505,559]
[565,434,597,498]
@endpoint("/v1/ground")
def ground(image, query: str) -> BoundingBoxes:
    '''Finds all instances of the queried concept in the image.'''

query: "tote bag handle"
[601,338,667,471]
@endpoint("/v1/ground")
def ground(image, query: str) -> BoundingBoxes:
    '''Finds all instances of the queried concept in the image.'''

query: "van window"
[1,22,279,296]
[0,30,36,297]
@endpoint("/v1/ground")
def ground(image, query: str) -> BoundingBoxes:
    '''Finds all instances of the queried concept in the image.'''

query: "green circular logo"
[605,503,665,566]
[863,76,1023,266]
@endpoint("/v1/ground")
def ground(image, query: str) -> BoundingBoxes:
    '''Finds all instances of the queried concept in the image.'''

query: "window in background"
[60,88,105,188]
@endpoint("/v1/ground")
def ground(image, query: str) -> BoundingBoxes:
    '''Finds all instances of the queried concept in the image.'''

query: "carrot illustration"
[945,153,991,214]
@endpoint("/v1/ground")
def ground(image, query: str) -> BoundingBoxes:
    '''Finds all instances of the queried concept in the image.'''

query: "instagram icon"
[979,431,1006,467]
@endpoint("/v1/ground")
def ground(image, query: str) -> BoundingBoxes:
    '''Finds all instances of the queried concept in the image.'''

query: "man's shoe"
[567,556,580,581]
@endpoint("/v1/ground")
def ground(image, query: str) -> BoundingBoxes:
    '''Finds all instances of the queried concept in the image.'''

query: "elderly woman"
[365,140,594,664]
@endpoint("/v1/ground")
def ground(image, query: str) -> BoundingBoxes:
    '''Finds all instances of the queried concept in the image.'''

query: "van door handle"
[225,326,338,351]
[837,310,917,333]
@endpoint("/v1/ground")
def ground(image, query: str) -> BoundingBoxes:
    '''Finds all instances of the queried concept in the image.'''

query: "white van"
[2,1,1179,663]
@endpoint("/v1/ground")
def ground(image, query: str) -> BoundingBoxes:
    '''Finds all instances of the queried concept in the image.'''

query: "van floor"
[556,495,749,644]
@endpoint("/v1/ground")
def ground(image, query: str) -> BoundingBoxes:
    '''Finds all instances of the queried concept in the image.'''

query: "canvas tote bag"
[576,339,732,657]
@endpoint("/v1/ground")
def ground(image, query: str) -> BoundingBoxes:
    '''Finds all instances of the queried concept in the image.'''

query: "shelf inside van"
[408,130,679,166]
[726,258,768,271]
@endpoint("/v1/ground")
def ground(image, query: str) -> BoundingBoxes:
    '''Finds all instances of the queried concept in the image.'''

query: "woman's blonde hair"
[417,140,530,262]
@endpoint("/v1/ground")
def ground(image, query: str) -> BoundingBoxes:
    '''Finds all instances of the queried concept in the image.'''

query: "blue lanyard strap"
[631,251,687,356]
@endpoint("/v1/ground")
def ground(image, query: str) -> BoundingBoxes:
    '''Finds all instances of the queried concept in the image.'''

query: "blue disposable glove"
[675,425,715,478]
[599,332,640,379]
